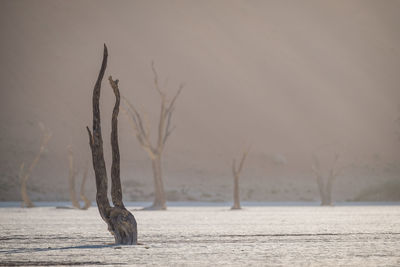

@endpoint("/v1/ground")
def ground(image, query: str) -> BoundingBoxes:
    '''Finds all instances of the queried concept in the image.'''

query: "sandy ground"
[0,203,399,266]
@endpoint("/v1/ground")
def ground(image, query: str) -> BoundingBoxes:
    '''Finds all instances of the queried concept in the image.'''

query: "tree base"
[231,206,242,210]
[21,202,35,208]
[108,207,138,245]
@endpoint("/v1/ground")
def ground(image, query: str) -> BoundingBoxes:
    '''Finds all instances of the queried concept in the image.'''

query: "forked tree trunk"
[150,156,166,210]
[86,44,137,245]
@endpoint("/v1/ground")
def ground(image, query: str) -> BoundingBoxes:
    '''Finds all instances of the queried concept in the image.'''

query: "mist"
[1,0,399,203]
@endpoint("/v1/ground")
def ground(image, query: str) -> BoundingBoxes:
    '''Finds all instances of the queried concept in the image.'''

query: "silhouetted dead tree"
[86,44,137,245]
[19,123,52,208]
[67,146,91,210]
[123,62,183,210]
[311,153,343,206]
[231,149,249,210]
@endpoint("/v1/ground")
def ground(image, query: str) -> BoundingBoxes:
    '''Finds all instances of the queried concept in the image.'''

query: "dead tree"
[231,149,249,210]
[396,112,400,142]
[79,160,91,210]
[67,145,80,208]
[67,146,91,210]
[86,44,137,245]
[19,123,52,208]
[311,153,342,206]
[123,62,183,210]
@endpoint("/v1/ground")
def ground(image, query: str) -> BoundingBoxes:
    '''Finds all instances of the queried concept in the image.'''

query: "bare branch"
[160,83,183,146]
[142,110,151,138]
[165,84,184,117]
[86,126,93,149]
[87,44,111,216]
[311,154,321,175]
[108,75,124,209]
[19,162,25,183]
[122,97,156,158]
[163,107,175,145]
[121,105,151,148]
[163,126,176,146]
[121,106,139,132]
[151,61,163,96]
[237,149,249,174]
[232,159,237,176]
[122,97,150,141]
[156,96,167,151]
[328,153,340,180]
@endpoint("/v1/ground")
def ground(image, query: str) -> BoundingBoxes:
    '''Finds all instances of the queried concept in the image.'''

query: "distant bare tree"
[79,161,91,210]
[231,148,249,210]
[19,123,52,208]
[396,111,400,142]
[67,146,91,210]
[86,45,137,244]
[123,62,183,210]
[311,153,343,206]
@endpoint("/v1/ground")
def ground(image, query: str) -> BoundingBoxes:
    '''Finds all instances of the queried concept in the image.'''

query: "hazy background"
[1,0,399,202]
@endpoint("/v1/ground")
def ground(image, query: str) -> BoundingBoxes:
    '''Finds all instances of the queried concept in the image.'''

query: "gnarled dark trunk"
[86,44,137,245]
